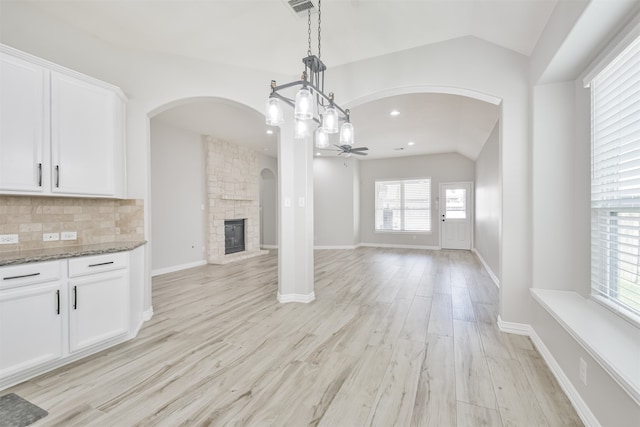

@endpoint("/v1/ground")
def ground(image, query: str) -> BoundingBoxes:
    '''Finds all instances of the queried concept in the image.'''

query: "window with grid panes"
[375,179,431,232]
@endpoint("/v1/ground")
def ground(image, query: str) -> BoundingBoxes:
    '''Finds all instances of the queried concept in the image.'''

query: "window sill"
[374,230,432,235]
[531,288,640,405]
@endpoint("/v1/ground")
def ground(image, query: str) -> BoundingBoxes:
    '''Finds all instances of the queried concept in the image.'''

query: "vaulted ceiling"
[17,0,559,160]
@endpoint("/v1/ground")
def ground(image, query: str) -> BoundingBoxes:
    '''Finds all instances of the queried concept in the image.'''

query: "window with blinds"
[375,179,431,232]
[589,35,640,321]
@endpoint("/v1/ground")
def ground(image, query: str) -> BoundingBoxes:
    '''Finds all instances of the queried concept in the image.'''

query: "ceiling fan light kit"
[266,0,362,154]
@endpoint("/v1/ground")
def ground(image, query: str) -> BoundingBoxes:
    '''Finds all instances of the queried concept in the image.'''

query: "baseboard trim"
[277,292,315,304]
[497,317,601,427]
[529,328,601,427]
[358,242,441,250]
[472,248,500,288]
[143,307,154,322]
[152,260,207,277]
[314,245,358,250]
[496,315,531,335]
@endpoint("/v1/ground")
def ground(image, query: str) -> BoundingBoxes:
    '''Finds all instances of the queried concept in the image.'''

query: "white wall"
[313,157,359,247]
[359,153,475,248]
[475,122,500,281]
[150,120,206,274]
[532,82,588,293]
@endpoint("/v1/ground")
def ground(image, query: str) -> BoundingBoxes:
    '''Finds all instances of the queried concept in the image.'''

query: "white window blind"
[590,35,640,320]
[375,179,431,232]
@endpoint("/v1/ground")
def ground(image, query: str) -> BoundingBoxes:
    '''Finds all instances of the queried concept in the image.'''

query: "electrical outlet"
[43,232,60,242]
[579,358,588,385]
[0,234,19,245]
[61,231,77,241]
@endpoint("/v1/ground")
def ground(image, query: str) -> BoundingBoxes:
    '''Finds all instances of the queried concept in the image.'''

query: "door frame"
[439,181,474,250]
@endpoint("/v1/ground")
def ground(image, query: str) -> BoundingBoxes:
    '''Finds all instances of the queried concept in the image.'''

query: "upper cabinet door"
[51,72,117,196]
[0,53,47,192]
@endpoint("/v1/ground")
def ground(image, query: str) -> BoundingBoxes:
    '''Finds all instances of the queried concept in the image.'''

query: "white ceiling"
[22,0,556,160]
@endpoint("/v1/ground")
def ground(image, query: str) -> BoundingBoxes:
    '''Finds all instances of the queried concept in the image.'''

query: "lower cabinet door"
[69,271,129,353]
[0,282,63,377]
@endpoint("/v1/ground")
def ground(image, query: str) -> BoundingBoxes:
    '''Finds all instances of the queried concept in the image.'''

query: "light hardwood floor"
[6,248,583,426]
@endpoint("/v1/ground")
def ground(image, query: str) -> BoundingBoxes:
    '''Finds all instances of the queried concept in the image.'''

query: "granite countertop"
[0,241,146,266]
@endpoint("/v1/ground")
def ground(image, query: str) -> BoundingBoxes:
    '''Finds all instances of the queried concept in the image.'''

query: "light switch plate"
[43,232,60,242]
[0,234,19,245]
[61,231,77,241]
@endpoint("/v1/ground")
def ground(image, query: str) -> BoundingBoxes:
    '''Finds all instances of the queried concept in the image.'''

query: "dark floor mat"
[0,393,48,427]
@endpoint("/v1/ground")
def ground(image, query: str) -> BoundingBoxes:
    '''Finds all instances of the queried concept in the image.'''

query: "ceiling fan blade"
[350,147,369,151]
[353,151,368,155]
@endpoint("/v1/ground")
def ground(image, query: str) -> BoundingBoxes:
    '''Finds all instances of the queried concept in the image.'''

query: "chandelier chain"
[318,0,322,59]
[307,8,312,57]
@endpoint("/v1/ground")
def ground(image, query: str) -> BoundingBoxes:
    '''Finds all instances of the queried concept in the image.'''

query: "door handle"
[73,286,77,310]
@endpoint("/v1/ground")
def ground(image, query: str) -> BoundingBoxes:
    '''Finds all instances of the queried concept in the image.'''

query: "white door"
[440,182,472,250]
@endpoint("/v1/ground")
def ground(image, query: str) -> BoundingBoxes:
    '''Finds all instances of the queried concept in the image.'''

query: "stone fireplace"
[205,137,267,264]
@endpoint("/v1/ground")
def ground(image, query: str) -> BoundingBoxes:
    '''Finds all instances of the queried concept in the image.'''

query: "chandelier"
[265,0,354,149]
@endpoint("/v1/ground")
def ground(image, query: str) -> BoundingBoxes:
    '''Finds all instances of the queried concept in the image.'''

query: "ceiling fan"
[331,144,369,157]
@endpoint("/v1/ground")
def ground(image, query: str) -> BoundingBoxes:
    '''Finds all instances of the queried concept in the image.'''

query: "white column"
[277,119,315,303]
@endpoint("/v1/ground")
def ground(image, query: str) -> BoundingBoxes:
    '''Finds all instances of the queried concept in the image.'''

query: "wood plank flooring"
[5,248,583,426]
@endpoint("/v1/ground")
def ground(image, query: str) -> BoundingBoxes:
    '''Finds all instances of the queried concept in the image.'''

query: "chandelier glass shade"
[266,0,353,149]
[265,97,284,126]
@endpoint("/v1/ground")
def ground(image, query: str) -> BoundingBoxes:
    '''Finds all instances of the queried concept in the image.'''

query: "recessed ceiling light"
[316,152,321,156]
[390,110,400,116]
[408,141,415,146]
[266,129,273,134]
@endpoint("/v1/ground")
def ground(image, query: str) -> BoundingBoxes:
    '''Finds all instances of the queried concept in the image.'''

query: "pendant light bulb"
[265,96,283,126]
[315,127,329,149]
[294,87,313,120]
[339,122,354,146]
[322,107,339,134]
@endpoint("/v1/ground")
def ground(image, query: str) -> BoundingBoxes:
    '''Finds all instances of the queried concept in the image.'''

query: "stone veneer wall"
[0,196,144,252]
[206,137,260,263]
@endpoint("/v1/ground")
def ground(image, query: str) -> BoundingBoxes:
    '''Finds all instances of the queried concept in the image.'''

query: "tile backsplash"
[0,196,144,252]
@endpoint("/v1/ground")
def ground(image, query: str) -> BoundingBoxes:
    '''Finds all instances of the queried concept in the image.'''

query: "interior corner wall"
[313,157,358,247]
[531,81,590,295]
[359,153,475,248]
[150,120,206,273]
[474,122,500,280]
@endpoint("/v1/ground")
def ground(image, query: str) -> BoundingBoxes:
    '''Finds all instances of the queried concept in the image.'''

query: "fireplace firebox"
[224,219,245,255]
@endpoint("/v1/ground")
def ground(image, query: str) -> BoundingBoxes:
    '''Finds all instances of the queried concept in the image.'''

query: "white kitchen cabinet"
[51,72,121,196]
[0,250,137,390]
[68,253,129,353]
[0,262,63,378]
[0,53,48,192]
[0,44,126,198]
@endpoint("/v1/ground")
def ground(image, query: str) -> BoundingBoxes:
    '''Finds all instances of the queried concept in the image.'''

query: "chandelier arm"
[271,79,307,92]
[273,81,349,120]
